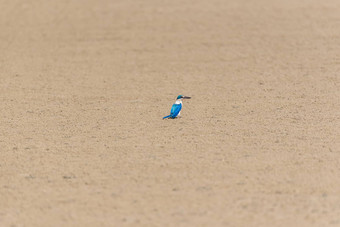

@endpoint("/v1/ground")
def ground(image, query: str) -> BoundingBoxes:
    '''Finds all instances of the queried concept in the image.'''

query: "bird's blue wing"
[170,104,182,118]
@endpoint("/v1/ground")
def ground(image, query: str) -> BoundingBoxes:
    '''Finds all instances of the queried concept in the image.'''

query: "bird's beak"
[183,96,191,99]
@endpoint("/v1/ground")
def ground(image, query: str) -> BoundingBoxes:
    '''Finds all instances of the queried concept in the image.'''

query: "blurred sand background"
[1,0,340,226]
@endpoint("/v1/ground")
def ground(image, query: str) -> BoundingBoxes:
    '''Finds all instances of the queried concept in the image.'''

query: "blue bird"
[163,95,191,119]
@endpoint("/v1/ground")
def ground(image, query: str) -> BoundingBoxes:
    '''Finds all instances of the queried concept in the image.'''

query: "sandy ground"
[1,0,340,226]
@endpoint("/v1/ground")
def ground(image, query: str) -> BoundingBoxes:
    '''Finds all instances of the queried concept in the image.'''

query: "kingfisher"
[163,95,191,119]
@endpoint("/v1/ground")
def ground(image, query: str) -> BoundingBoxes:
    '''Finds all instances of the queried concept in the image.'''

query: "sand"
[1,0,340,226]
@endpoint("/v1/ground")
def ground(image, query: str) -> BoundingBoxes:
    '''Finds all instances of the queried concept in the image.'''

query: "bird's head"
[177,95,191,100]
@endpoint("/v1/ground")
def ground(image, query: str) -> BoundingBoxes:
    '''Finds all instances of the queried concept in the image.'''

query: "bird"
[163,95,191,119]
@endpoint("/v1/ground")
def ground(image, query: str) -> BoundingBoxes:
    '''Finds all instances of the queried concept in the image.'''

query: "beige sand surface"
[1,0,340,226]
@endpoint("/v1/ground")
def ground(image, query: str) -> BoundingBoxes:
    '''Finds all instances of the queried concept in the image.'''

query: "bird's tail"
[163,115,171,119]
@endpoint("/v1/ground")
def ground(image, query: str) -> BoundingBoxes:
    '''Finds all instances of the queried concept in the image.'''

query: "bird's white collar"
[175,99,182,104]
